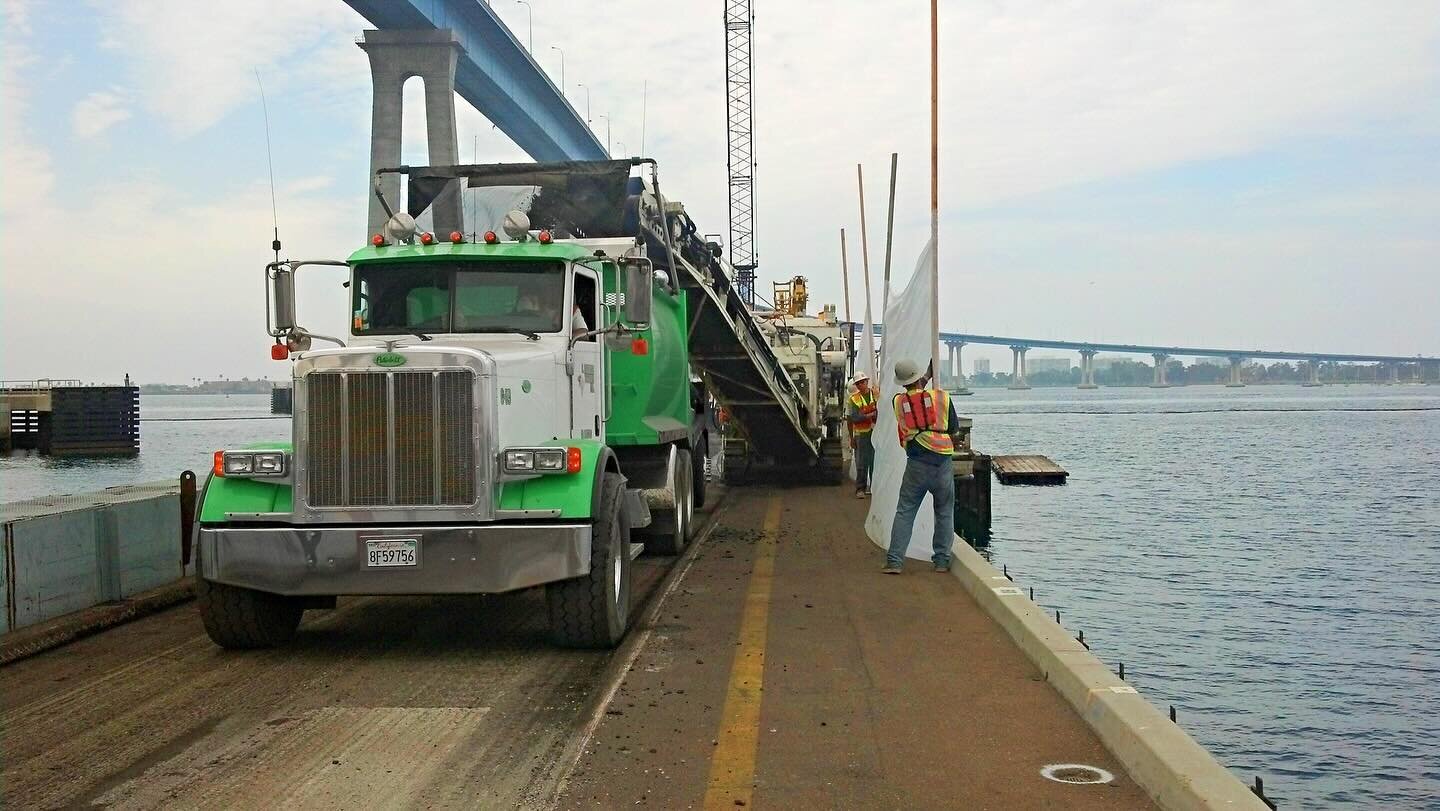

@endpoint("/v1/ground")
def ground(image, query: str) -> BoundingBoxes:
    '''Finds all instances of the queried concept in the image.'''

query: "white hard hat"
[850,372,870,384]
[894,359,924,386]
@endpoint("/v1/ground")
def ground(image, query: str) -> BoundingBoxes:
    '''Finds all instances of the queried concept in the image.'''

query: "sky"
[2,0,1438,383]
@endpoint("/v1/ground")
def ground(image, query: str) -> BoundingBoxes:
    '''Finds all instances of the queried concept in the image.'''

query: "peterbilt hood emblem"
[374,352,407,367]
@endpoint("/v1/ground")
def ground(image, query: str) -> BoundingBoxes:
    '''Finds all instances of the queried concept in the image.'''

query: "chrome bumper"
[198,524,591,596]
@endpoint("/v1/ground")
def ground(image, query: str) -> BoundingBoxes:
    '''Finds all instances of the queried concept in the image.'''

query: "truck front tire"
[547,472,632,648]
[196,577,304,649]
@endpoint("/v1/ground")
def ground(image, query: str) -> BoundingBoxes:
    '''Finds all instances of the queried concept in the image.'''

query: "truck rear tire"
[547,472,631,648]
[196,577,303,649]
[643,449,694,556]
[691,440,708,510]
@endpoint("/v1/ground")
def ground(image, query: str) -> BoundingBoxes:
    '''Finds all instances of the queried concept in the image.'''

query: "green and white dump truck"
[196,160,717,649]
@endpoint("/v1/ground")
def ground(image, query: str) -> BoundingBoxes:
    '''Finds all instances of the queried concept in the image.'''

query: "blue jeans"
[887,457,956,567]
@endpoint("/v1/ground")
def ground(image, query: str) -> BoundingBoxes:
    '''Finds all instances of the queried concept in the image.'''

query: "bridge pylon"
[1226,356,1246,388]
[1007,346,1031,390]
[1077,349,1099,389]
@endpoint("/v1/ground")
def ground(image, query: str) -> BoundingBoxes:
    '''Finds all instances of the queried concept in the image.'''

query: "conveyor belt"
[674,256,819,465]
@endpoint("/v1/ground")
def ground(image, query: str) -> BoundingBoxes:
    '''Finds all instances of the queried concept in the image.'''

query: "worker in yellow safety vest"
[847,373,878,498]
[883,358,961,574]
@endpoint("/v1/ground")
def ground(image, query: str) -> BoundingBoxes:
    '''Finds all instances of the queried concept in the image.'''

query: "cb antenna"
[255,69,281,263]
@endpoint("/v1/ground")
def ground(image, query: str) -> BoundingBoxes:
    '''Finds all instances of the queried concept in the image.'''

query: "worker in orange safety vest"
[883,358,961,574]
[847,373,878,498]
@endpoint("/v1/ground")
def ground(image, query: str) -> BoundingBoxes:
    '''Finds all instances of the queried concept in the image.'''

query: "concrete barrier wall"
[2,482,182,634]
[949,540,1267,811]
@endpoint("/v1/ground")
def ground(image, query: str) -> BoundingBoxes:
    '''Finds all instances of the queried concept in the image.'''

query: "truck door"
[570,268,604,440]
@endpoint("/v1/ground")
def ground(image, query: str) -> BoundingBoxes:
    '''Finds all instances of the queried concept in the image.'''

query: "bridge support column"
[1226,356,1245,387]
[360,30,466,239]
[1008,346,1031,390]
[1388,363,1400,385]
[1303,359,1322,387]
[949,342,970,393]
[1077,349,1098,389]
[1150,353,1170,388]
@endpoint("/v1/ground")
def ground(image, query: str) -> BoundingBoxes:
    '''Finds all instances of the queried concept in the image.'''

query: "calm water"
[0,395,288,502]
[967,384,1440,809]
[4,388,1438,806]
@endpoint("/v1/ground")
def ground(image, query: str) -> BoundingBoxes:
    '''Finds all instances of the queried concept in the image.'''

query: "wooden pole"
[857,164,875,334]
[857,164,876,381]
[929,0,941,378]
[840,228,853,374]
[882,152,898,318]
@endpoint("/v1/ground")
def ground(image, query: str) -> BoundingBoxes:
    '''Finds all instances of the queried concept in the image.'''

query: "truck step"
[629,542,645,560]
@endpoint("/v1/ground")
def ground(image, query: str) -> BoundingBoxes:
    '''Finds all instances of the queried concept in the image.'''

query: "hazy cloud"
[91,0,365,137]
[2,0,1438,383]
[71,89,132,139]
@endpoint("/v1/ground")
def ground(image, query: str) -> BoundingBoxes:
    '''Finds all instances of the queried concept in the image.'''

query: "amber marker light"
[420,232,434,245]
[537,230,552,244]
[271,341,289,360]
[213,450,226,477]
[450,231,465,243]
[371,233,386,246]
[567,447,583,474]
[483,231,498,244]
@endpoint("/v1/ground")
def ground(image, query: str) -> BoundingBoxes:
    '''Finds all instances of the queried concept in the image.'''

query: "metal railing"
[1,379,83,390]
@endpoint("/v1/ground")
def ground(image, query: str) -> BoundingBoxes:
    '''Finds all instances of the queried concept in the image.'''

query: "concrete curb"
[948,541,1267,811]
[0,578,194,666]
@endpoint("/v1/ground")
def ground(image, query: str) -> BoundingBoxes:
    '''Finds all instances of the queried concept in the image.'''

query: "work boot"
[933,562,951,573]
[881,565,902,574]
[855,490,865,499]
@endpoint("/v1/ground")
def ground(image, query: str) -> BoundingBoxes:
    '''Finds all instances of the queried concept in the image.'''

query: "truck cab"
[196,170,705,650]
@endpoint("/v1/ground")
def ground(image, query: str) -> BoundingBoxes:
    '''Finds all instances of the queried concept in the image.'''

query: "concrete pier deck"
[0,484,1205,809]
[557,485,1151,809]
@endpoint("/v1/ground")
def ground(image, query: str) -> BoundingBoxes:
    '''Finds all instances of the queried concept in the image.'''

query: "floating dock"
[993,454,1069,485]
[1,381,139,457]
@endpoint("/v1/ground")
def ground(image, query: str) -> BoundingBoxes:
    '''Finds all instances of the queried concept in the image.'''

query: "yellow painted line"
[702,494,783,810]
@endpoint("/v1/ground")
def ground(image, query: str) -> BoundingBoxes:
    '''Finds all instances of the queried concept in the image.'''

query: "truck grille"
[305,370,476,508]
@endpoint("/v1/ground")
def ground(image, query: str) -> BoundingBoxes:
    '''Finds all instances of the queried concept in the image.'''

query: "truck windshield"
[352,261,567,335]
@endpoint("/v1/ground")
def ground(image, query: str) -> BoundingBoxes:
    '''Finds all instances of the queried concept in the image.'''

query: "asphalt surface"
[2,483,1155,810]
[0,540,679,809]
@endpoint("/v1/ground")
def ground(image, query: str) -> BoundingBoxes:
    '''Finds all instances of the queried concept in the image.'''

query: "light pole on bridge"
[514,1,532,54]
[549,45,565,95]
[576,82,591,121]
[599,113,611,157]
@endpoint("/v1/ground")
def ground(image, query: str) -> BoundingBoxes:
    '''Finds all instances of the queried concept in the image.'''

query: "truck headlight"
[503,447,576,475]
[253,452,286,474]
[534,449,566,471]
[503,450,535,472]
[213,450,288,478]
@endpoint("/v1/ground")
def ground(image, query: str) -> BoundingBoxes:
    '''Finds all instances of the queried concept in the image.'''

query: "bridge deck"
[0,485,1150,808]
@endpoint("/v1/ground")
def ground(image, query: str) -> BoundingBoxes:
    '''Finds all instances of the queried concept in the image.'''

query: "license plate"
[365,538,418,567]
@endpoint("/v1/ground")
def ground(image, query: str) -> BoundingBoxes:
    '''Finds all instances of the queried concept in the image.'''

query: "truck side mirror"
[268,263,297,335]
[621,259,653,327]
